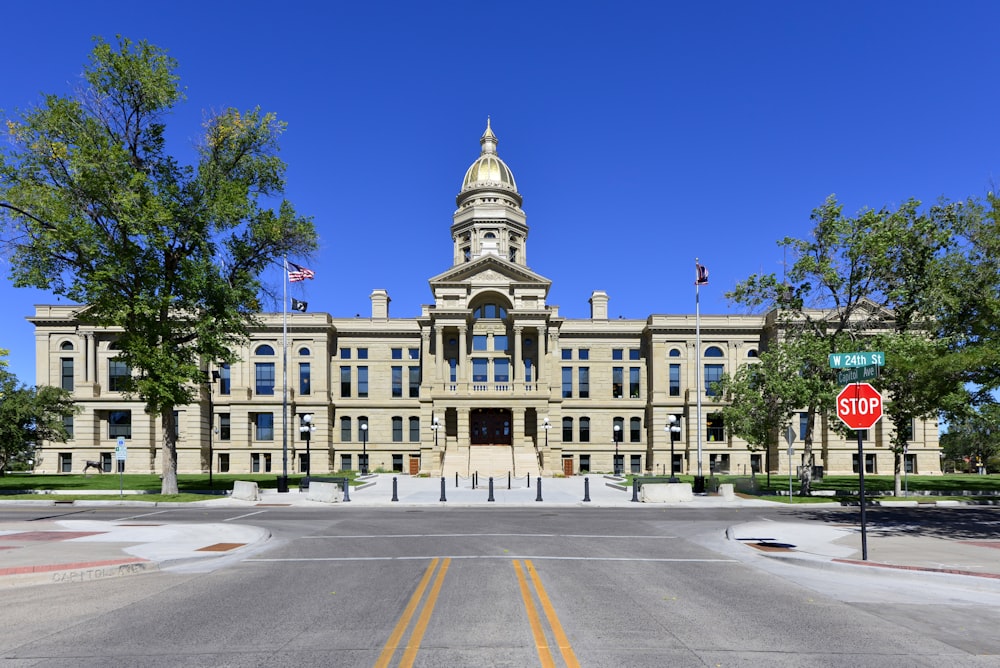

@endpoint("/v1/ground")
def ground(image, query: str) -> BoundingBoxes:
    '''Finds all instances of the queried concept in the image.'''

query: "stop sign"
[836,382,883,430]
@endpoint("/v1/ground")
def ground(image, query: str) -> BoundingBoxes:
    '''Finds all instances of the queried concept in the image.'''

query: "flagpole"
[694,258,704,491]
[280,254,289,492]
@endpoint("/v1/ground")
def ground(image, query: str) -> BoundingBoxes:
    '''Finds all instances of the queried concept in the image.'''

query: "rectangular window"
[358,366,369,398]
[392,416,403,442]
[108,359,129,392]
[493,335,508,351]
[408,366,420,397]
[578,349,589,360]
[473,335,488,351]
[561,349,572,360]
[340,366,351,397]
[340,348,351,359]
[578,367,590,398]
[299,362,311,396]
[220,364,231,395]
[524,359,533,383]
[629,367,640,398]
[494,359,509,383]
[562,417,573,442]
[612,367,623,398]
[59,452,72,473]
[852,453,876,473]
[392,366,403,397]
[357,348,368,359]
[173,410,180,439]
[62,415,74,439]
[707,414,724,442]
[392,453,404,473]
[630,417,642,442]
[391,348,403,359]
[100,452,112,473]
[340,453,352,471]
[612,349,623,361]
[255,362,275,396]
[254,413,274,440]
[704,364,724,396]
[629,348,641,360]
[579,417,590,442]
[799,412,809,440]
[409,417,420,442]
[561,367,572,398]
[340,416,352,442]
[298,452,310,474]
[579,454,590,473]
[218,453,230,473]
[60,358,74,391]
[630,454,642,474]
[252,453,273,473]
[904,453,916,474]
[408,348,419,359]
[473,358,488,383]
[219,414,231,441]
[847,429,870,441]
[669,364,680,397]
[109,410,132,439]
[449,358,457,383]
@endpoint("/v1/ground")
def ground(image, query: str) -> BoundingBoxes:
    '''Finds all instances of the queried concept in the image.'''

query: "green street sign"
[828,351,885,369]
[837,364,879,385]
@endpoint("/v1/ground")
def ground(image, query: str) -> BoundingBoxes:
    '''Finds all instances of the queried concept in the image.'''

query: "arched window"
[60,341,74,351]
[473,303,508,319]
[255,344,275,356]
[298,347,311,356]
[747,349,758,358]
[704,346,724,357]
[669,348,681,357]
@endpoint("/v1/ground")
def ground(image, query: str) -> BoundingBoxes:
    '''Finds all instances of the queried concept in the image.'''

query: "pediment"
[428,256,551,288]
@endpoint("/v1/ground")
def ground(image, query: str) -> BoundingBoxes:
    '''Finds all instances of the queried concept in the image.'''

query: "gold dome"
[461,119,518,193]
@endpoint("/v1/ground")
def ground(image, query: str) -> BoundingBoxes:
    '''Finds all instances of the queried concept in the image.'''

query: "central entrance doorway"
[470,408,512,445]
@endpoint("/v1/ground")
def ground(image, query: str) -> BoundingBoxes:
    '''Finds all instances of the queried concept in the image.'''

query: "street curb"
[0,557,156,589]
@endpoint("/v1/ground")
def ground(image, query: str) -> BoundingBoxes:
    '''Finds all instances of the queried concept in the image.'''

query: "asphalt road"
[4,506,1000,667]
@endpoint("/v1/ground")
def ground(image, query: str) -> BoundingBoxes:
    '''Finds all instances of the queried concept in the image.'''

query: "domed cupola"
[460,119,519,198]
[451,119,529,268]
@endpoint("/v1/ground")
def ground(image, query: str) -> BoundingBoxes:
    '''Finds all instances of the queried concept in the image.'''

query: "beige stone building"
[28,121,940,478]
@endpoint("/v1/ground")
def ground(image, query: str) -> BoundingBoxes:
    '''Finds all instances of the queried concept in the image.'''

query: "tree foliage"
[0,37,317,493]
[940,403,1000,472]
[0,353,77,474]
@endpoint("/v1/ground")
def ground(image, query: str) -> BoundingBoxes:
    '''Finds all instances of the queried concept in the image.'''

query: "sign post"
[115,437,127,499]
[836,382,883,561]
[785,425,796,503]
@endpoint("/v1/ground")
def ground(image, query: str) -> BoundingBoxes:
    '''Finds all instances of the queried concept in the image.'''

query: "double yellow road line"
[375,557,579,668]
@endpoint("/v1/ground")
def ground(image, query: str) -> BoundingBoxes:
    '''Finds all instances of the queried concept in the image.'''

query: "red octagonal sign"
[836,382,883,430]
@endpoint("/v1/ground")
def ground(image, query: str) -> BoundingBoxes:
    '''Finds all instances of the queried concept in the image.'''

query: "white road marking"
[223,510,269,522]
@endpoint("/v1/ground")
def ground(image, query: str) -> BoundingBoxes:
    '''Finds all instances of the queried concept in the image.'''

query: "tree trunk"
[893,450,902,497]
[160,408,178,495]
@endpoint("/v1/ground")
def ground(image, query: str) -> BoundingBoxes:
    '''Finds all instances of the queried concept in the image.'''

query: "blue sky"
[2,1,998,385]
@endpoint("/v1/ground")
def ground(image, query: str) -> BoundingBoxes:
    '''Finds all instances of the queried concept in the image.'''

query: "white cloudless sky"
[2,0,998,384]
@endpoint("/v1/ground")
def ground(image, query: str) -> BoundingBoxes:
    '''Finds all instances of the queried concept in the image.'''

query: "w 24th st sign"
[836,382,883,430]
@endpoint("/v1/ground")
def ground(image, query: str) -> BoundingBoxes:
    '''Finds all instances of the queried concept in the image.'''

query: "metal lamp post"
[666,415,681,482]
[208,368,221,490]
[613,424,622,476]
[299,413,314,484]
[431,416,440,448]
[360,422,368,475]
[543,417,551,448]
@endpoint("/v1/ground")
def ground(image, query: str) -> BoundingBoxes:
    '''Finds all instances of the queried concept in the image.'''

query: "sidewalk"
[2,474,999,588]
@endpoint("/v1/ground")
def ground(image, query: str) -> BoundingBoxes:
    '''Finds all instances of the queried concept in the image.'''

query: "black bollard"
[631,477,639,502]
[536,477,543,502]
[343,479,351,502]
[508,472,511,490]
[488,477,495,502]
[392,476,399,502]
[455,471,459,488]
[583,476,591,502]
[527,474,531,488]
[473,472,477,490]
[440,477,447,502]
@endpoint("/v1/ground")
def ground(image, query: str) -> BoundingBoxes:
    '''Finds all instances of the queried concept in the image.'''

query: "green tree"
[940,403,1000,472]
[0,37,316,493]
[728,196,965,494]
[0,353,77,474]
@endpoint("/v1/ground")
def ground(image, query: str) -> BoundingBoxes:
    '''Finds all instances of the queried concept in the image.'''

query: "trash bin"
[276,475,289,493]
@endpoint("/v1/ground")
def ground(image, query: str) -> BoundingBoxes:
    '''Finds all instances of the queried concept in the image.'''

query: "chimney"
[589,290,609,320]
[370,289,390,319]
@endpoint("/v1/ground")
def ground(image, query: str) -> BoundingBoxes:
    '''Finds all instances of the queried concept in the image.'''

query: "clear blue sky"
[2,1,998,385]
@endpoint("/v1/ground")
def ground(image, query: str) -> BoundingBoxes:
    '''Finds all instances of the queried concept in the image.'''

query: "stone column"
[435,325,444,382]
[513,326,523,383]
[458,329,468,383]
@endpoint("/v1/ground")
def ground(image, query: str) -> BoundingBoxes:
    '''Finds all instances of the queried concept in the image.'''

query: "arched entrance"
[470,408,512,445]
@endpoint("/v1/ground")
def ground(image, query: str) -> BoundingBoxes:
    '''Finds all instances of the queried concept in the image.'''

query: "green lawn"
[0,472,358,493]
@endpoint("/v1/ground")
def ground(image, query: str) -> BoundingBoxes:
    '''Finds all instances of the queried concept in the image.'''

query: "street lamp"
[360,422,369,475]
[666,415,681,482]
[299,413,314,484]
[208,368,221,490]
[542,417,551,448]
[431,416,440,448]
[613,424,622,476]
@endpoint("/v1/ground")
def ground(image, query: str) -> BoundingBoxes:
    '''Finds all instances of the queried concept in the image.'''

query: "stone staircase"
[442,444,540,478]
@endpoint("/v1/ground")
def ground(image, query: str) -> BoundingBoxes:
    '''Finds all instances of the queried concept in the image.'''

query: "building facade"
[28,121,940,478]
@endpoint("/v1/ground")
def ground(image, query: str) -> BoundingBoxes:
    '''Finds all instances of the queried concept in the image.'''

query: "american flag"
[288,261,315,282]
[695,262,709,286]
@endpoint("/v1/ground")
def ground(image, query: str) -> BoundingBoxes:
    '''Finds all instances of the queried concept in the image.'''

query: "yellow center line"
[526,559,581,668]
[513,559,556,668]
[399,557,451,668]
[374,558,440,668]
